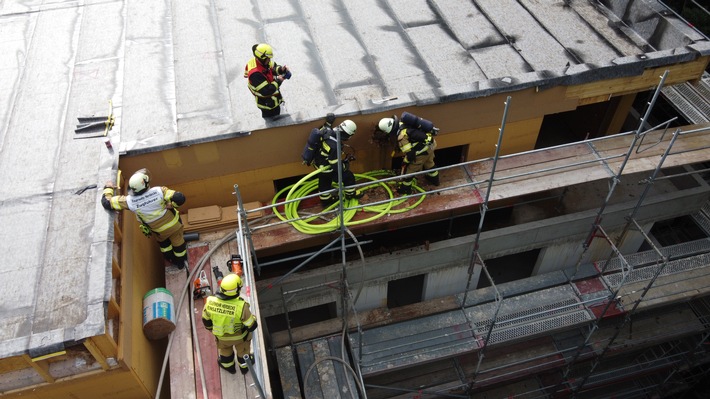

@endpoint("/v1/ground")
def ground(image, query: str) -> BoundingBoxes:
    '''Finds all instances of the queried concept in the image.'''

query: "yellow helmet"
[220,274,243,296]
[253,43,273,60]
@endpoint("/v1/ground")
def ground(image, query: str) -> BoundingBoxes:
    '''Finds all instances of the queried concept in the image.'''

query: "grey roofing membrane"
[0,0,709,360]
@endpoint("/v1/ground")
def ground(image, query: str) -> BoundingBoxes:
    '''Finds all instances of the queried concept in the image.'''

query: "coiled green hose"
[271,168,426,234]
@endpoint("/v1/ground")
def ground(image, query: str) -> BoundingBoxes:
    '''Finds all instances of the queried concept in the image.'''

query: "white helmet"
[338,120,357,138]
[129,169,150,194]
[378,118,395,134]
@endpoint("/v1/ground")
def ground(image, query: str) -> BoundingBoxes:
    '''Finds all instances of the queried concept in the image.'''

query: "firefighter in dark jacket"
[377,112,440,194]
[101,169,188,269]
[313,119,363,205]
[202,273,258,375]
[244,43,291,118]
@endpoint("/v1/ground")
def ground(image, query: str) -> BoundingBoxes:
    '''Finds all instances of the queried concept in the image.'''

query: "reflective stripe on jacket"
[202,296,256,338]
[398,126,434,161]
[244,58,282,97]
[106,186,180,230]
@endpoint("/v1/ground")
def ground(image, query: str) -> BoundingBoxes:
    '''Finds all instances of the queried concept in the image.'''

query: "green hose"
[271,168,426,234]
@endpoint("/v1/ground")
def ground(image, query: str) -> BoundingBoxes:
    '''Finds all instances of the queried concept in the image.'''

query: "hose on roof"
[271,168,426,234]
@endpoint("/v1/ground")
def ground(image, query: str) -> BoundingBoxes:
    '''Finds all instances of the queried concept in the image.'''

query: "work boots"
[218,356,237,375]
[237,354,255,375]
[396,182,412,195]
[425,173,440,186]
[345,190,364,200]
[320,194,338,206]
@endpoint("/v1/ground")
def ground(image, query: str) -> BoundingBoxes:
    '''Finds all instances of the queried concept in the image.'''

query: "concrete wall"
[533,222,651,275]
[256,186,710,319]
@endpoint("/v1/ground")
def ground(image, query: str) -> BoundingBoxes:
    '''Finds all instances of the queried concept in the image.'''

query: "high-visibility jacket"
[202,294,257,339]
[244,58,285,110]
[102,186,184,233]
[397,125,435,163]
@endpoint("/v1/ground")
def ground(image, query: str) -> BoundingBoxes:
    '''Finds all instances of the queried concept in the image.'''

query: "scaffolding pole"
[225,69,710,398]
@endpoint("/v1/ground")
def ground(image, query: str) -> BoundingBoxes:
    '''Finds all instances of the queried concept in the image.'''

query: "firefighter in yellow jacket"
[202,274,258,375]
[101,169,188,269]
[376,112,440,194]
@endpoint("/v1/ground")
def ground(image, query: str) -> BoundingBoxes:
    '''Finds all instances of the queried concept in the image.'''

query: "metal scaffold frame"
[228,70,710,399]
[550,71,710,398]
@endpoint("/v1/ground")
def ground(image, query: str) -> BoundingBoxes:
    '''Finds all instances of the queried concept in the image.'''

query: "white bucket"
[142,287,175,340]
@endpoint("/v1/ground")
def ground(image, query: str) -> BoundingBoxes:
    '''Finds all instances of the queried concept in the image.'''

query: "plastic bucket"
[142,287,175,340]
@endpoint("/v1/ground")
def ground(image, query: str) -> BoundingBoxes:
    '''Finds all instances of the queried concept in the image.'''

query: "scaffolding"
[228,70,710,399]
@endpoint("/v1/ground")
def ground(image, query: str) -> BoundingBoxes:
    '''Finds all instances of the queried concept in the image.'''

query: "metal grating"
[604,252,710,287]
[691,212,710,236]
[662,86,709,124]
[473,298,579,330]
[601,238,710,273]
[673,83,710,120]
[695,71,710,100]
[483,310,592,345]
[702,201,710,216]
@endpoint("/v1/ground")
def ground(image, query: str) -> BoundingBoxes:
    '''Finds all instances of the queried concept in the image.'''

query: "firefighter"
[312,118,363,205]
[101,169,188,269]
[377,112,440,194]
[202,273,258,375]
[244,43,291,119]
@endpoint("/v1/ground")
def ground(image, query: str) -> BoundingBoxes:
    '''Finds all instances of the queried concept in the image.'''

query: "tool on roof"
[74,184,98,195]
[371,96,398,105]
[193,270,211,299]
[74,100,115,138]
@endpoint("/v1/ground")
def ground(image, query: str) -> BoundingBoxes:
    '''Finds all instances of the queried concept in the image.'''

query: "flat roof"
[1,0,709,360]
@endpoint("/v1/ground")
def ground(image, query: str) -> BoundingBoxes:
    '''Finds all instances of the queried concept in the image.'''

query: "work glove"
[280,65,292,79]
[139,223,152,237]
[325,113,336,126]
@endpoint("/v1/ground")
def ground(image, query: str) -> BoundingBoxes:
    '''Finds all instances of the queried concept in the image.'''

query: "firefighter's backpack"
[301,127,331,166]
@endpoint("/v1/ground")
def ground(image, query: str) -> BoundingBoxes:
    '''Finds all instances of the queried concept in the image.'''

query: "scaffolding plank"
[599,238,710,273]
[296,341,323,399]
[276,346,303,399]
[312,339,341,399]
[589,306,706,353]
[466,285,594,345]
[189,245,223,399]
[464,336,565,389]
[165,267,197,399]
[604,252,710,288]
[617,265,710,311]
[250,124,710,258]
[326,335,358,398]
[351,310,478,376]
